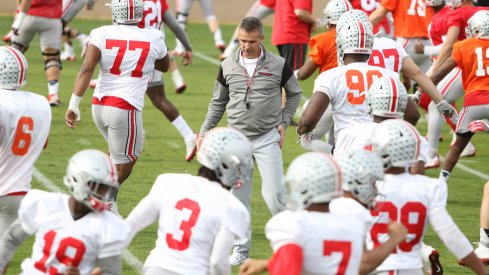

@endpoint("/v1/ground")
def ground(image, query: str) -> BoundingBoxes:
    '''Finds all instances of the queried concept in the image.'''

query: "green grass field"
[2,15,489,274]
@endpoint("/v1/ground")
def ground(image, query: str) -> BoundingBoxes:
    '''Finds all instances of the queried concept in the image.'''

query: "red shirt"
[380,0,433,38]
[350,0,391,36]
[28,0,62,19]
[447,6,489,41]
[272,0,313,45]
[429,6,450,46]
[138,0,170,29]
[260,0,276,9]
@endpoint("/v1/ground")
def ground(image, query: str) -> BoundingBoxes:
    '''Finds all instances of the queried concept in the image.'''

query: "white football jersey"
[330,197,374,231]
[266,209,367,275]
[127,173,249,275]
[314,63,399,139]
[18,190,129,275]
[369,37,409,73]
[89,25,167,110]
[367,173,448,271]
[0,90,51,196]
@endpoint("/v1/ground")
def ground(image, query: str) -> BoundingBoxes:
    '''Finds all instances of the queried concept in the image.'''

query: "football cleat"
[229,251,248,266]
[475,243,489,266]
[425,155,440,169]
[47,94,61,107]
[185,134,197,162]
[60,50,76,61]
[461,142,476,158]
[175,83,187,94]
[422,243,443,275]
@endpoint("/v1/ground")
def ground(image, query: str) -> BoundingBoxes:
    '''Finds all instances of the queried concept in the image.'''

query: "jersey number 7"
[106,39,150,78]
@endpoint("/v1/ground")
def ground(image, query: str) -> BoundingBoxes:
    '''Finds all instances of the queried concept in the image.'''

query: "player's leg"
[474,181,489,265]
[39,18,63,106]
[403,38,432,74]
[168,53,187,93]
[9,14,37,53]
[146,70,197,161]
[175,0,192,54]
[0,196,23,274]
[199,0,225,52]
[61,22,76,61]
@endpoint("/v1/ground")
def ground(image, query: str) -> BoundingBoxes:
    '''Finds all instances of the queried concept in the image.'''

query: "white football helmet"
[337,150,384,207]
[110,0,143,24]
[286,152,342,210]
[197,127,253,188]
[367,120,422,168]
[64,149,119,212]
[322,0,353,26]
[425,0,445,6]
[445,0,463,8]
[0,46,28,90]
[336,20,374,64]
[336,10,373,33]
[466,10,489,38]
[366,76,408,118]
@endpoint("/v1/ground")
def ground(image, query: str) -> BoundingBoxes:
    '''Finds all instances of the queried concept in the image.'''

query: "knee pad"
[42,51,62,71]
[10,41,28,53]
[148,80,164,88]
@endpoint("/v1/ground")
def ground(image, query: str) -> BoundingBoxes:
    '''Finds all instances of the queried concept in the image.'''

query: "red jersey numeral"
[106,39,151,78]
[368,48,400,72]
[11,116,34,156]
[166,198,201,251]
[323,240,352,275]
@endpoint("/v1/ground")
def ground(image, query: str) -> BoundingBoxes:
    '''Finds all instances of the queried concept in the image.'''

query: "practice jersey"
[139,0,170,30]
[127,173,249,275]
[351,0,392,36]
[18,190,129,275]
[447,6,489,41]
[380,0,433,38]
[452,38,489,106]
[367,173,447,271]
[28,0,62,18]
[0,90,51,196]
[313,62,399,138]
[308,29,337,73]
[260,0,276,9]
[89,24,167,110]
[369,37,409,73]
[330,196,373,231]
[429,6,450,46]
[266,209,367,275]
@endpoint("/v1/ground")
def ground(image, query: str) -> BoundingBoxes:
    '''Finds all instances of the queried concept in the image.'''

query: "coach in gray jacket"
[199,16,302,264]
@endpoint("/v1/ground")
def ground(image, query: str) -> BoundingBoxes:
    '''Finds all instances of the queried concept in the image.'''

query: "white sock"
[171,115,194,141]
[481,228,489,247]
[213,29,224,45]
[76,33,88,44]
[48,80,59,96]
[171,70,185,88]
[64,42,74,54]
[439,170,450,182]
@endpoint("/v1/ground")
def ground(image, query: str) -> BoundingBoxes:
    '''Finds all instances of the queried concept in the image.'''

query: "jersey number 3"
[166,198,201,251]
[106,39,150,78]
[12,116,34,156]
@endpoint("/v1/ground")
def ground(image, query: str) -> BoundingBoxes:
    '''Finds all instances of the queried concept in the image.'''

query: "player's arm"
[295,58,319,81]
[298,92,329,135]
[154,53,170,72]
[431,26,460,73]
[210,227,235,275]
[402,57,443,103]
[294,9,317,27]
[268,243,303,275]
[125,195,160,241]
[430,56,458,87]
[163,10,192,66]
[0,219,30,272]
[98,255,122,275]
[359,222,407,275]
[368,5,389,26]
[11,0,33,35]
[282,62,302,129]
[65,44,101,128]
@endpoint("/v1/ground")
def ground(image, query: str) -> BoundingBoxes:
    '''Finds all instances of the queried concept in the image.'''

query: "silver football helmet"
[366,76,408,118]
[336,10,373,33]
[425,0,445,6]
[466,10,489,38]
[336,20,374,64]
[64,149,119,212]
[445,0,463,8]
[367,120,422,168]
[197,127,253,188]
[110,0,143,24]
[286,152,342,210]
[337,150,384,207]
[0,46,28,90]
[323,0,353,26]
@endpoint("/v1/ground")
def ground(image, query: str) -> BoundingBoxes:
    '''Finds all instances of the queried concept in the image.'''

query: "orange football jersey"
[308,29,337,73]
[380,0,433,38]
[452,38,489,106]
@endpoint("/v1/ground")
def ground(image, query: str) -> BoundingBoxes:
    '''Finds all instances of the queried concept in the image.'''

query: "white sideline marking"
[76,138,92,146]
[32,167,144,273]
[439,156,489,181]
[166,141,181,149]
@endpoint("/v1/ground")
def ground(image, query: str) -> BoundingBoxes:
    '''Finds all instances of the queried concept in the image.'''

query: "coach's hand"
[436,99,459,126]
[182,51,192,66]
[278,124,285,149]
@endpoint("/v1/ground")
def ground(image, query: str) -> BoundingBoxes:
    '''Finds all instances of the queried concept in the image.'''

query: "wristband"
[68,94,82,110]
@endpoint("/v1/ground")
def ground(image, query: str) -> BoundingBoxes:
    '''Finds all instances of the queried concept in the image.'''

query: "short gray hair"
[239,17,264,35]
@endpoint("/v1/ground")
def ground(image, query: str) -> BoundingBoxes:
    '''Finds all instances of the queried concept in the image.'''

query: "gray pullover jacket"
[200,47,302,138]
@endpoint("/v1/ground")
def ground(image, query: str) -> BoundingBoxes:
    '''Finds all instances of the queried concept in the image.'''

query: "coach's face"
[238,29,264,59]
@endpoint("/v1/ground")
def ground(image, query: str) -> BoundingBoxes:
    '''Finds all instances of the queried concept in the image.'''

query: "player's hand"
[196,135,204,150]
[407,90,423,105]
[65,108,80,129]
[414,40,425,54]
[182,51,192,66]
[469,120,489,133]
[239,259,269,275]
[90,267,102,275]
[388,221,408,243]
[64,263,80,275]
[436,99,459,126]
[277,124,285,149]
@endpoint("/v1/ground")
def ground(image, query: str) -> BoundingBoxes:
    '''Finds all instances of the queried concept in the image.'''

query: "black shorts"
[277,44,308,70]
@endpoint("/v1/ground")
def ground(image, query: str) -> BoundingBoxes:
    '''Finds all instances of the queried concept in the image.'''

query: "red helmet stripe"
[6,47,24,86]
[357,22,366,49]
[388,77,398,113]
[129,0,134,20]
[342,0,351,10]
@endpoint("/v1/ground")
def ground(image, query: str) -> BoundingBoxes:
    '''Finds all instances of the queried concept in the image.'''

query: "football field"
[2,15,489,274]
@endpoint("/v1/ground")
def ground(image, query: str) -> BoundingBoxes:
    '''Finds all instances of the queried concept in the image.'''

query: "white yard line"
[440,156,489,181]
[32,167,144,273]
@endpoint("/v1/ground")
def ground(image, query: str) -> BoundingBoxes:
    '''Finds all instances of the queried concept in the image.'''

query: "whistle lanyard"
[242,54,259,109]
